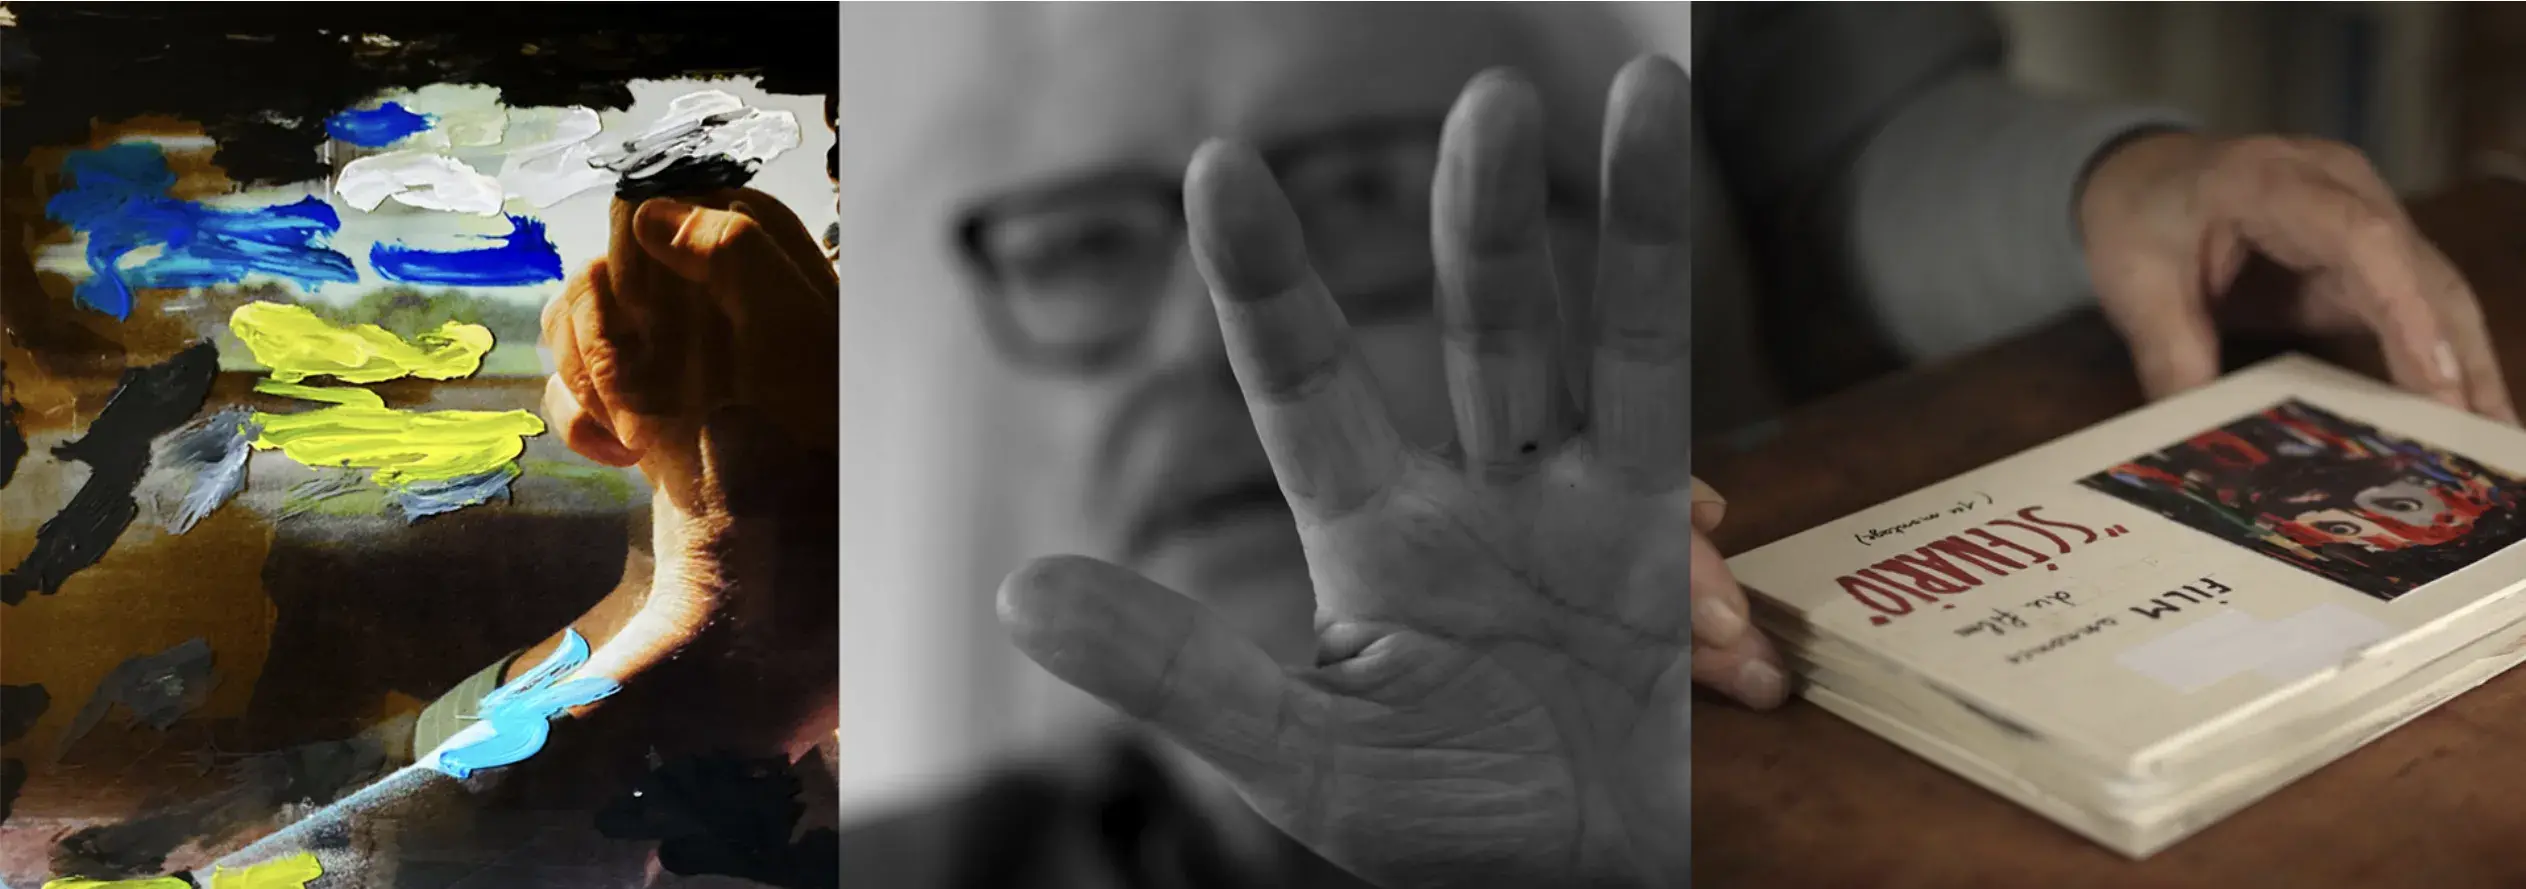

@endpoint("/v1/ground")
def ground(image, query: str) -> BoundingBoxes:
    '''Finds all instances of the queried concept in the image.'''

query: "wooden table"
[1691,178,2526,889]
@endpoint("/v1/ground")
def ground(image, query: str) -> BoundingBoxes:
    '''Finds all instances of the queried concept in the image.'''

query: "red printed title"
[1836,506,2132,626]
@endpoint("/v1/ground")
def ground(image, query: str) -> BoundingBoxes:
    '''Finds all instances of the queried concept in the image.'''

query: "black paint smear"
[4,4,839,187]
[1,394,25,490]
[616,156,761,202]
[1,758,23,826]
[1,683,51,745]
[56,638,218,760]
[0,342,218,605]
[51,731,389,879]
[594,752,840,889]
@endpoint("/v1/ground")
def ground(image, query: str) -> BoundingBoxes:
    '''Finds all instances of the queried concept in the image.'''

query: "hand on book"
[1688,477,1789,709]
[525,191,842,764]
[998,58,1693,889]
[2079,131,2517,424]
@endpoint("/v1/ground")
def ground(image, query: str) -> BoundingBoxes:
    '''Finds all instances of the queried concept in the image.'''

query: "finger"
[657,188,843,304]
[2418,247,2519,422]
[726,189,843,301]
[1433,69,1570,480]
[1688,532,1787,709]
[1589,55,1693,491]
[1689,476,1726,532]
[2095,255,2225,400]
[1000,555,1314,789]
[546,258,656,460]
[631,198,840,449]
[2206,159,2467,409]
[542,376,638,468]
[2267,143,2513,421]
[1185,140,1409,519]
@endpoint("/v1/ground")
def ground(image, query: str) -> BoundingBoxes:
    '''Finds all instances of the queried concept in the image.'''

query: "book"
[1724,354,2526,857]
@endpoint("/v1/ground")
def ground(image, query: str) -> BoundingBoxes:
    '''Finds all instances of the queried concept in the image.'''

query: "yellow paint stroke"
[42,878,191,889]
[208,851,325,889]
[229,301,493,384]
[249,380,545,487]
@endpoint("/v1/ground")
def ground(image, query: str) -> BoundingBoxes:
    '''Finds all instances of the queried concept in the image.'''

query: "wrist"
[2076,129,2209,251]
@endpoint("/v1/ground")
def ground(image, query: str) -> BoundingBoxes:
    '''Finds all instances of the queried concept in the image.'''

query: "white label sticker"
[2115,605,2394,693]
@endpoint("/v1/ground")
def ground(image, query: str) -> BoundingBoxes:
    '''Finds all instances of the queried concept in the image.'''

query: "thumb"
[2098,261,2224,400]
[1688,476,1726,533]
[999,555,1313,788]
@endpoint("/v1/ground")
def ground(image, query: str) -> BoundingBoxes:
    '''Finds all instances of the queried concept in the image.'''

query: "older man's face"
[939,4,1592,652]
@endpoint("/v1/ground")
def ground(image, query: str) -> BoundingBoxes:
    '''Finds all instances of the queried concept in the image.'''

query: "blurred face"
[2289,477,2475,551]
[938,4,1597,651]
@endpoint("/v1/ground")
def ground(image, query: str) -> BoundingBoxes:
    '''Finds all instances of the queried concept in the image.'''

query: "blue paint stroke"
[425,628,620,781]
[389,465,518,523]
[164,407,261,535]
[369,215,565,287]
[325,102,436,147]
[46,143,358,319]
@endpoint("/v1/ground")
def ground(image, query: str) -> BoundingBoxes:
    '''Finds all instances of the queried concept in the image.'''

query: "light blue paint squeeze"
[369,215,565,287]
[324,102,435,147]
[422,627,619,780]
[46,143,358,319]
[388,465,519,522]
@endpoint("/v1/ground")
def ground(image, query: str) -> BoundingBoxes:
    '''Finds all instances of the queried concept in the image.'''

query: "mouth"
[1122,473,1292,564]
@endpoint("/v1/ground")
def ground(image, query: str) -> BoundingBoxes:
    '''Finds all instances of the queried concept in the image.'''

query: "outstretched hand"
[998,57,1696,889]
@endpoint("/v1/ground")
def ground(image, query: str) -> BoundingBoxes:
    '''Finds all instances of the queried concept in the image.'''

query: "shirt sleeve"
[1695,2,2197,363]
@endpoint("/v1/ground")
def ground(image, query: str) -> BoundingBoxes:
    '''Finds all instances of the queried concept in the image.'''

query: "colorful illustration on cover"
[2079,399,2526,602]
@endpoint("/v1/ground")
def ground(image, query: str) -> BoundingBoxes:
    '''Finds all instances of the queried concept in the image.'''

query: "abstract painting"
[0,5,837,886]
[2081,399,2526,601]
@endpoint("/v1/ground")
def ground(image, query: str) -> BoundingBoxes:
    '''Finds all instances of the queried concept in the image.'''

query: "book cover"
[1728,355,2526,781]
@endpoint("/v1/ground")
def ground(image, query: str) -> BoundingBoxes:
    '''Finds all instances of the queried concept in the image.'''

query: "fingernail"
[1693,596,1748,646]
[1735,660,1785,708]
[1690,478,1727,529]
[2435,341,2461,383]
[635,198,697,251]
[1184,140,1310,301]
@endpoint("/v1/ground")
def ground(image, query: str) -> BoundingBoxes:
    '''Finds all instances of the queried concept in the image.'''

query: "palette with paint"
[1727,354,2526,858]
[0,6,838,887]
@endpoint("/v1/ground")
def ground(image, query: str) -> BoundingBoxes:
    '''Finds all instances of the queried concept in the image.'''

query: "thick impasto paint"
[368,215,565,286]
[1,343,218,604]
[205,851,324,889]
[323,103,436,149]
[53,638,217,762]
[228,302,492,385]
[47,144,358,319]
[3,6,837,885]
[145,407,260,535]
[598,89,804,200]
[420,628,620,780]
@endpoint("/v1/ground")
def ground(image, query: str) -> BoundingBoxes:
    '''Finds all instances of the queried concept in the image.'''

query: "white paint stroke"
[337,151,508,215]
[496,106,618,208]
[596,89,802,180]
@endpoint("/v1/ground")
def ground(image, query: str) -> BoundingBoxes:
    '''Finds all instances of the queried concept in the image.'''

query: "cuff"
[1841,71,2199,362]
[414,649,524,757]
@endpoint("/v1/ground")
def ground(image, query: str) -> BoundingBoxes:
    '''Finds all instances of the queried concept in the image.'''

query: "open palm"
[1000,58,1694,889]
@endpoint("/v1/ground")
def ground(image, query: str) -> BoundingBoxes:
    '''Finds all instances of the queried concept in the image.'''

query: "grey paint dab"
[55,637,218,762]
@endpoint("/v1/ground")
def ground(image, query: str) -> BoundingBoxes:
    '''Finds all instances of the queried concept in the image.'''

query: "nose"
[1142,245,1242,394]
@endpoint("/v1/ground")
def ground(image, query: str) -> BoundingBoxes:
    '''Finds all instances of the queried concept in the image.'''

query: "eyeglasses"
[955,121,1586,375]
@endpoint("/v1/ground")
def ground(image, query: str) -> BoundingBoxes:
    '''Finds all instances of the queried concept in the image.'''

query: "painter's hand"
[2081,132,2516,422]
[536,189,838,752]
[1000,59,1692,889]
